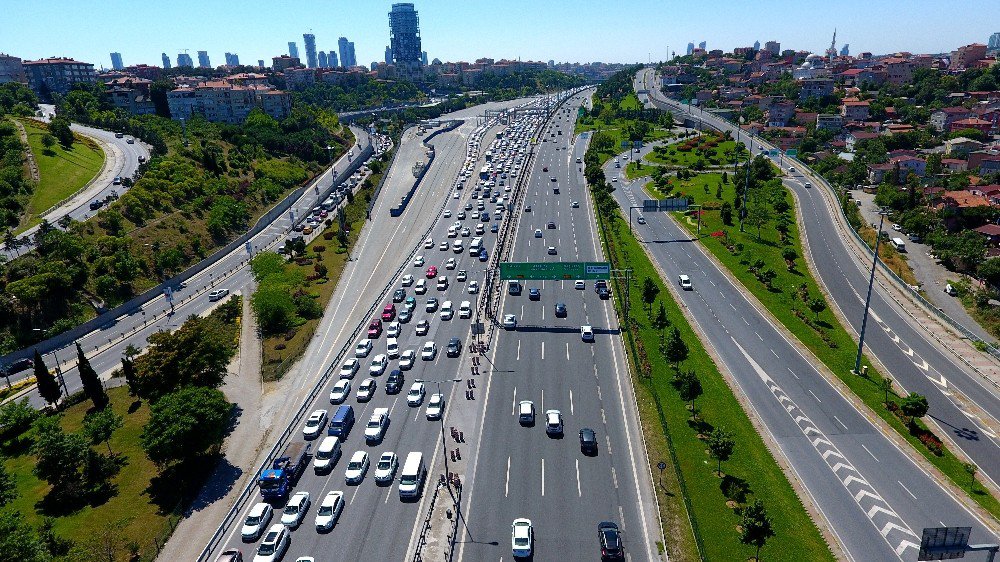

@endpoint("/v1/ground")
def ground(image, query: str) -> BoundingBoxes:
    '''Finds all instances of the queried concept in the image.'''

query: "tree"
[740,498,776,561]
[33,350,61,408]
[252,284,298,335]
[781,246,797,268]
[664,327,689,369]
[652,302,671,343]
[707,428,735,476]
[31,416,90,502]
[964,462,978,492]
[745,201,773,239]
[121,356,139,397]
[977,258,1000,289]
[808,298,827,320]
[40,133,56,152]
[0,461,17,507]
[132,315,233,400]
[140,387,231,465]
[720,201,733,225]
[900,392,929,429]
[0,399,39,441]
[641,277,660,314]
[677,370,703,418]
[48,117,74,148]
[76,343,108,409]
[879,377,894,405]
[0,510,50,562]
[82,408,123,456]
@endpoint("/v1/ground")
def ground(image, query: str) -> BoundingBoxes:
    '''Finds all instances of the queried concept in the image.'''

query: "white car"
[355,339,373,358]
[339,359,360,379]
[426,393,445,420]
[571,201,579,208]
[574,280,585,290]
[518,400,535,425]
[357,378,376,402]
[364,408,389,442]
[457,270,468,282]
[511,518,534,558]
[424,238,434,249]
[302,409,328,440]
[421,341,437,360]
[280,491,311,528]
[678,274,692,290]
[374,452,399,483]
[314,490,344,532]
[503,314,517,330]
[468,281,480,294]
[444,210,452,218]
[370,354,388,375]
[415,320,430,336]
[415,279,428,294]
[439,241,449,251]
[459,300,472,319]
[241,502,273,542]
[581,325,595,342]
[329,379,351,404]
[253,524,289,562]
[401,274,414,286]
[436,276,449,290]
[413,255,425,267]
[440,300,454,320]
[386,337,400,358]
[208,288,229,301]
[387,321,401,338]
[407,382,426,406]
[345,450,369,484]
[445,257,457,269]
[399,349,417,370]
[545,410,564,436]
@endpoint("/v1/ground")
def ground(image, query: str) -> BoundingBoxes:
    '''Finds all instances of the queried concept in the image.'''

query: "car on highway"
[491,224,499,233]
[386,368,405,393]
[329,380,351,404]
[424,238,434,249]
[524,205,531,213]
[313,436,341,473]
[302,409,328,440]
[280,491,311,528]
[426,393,445,420]
[345,450,370,484]
[528,287,540,301]
[547,221,556,229]
[503,314,517,330]
[457,269,468,282]
[444,210,452,218]
[637,216,646,225]
[314,491,344,532]
[575,280,585,290]
[407,382,426,406]
[572,201,579,208]
[581,325,595,342]
[401,274,414,286]
[414,279,427,294]
[479,248,489,261]
[209,288,230,301]
[404,295,417,311]
[439,241,449,251]
[547,246,557,255]
[364,408,389,443]
[545,410,563,436]
[598,521,624,560]
[511,518,534,558]
[338,359,360,379]
[534,229,542,238]
[678,274,692,290]
[369,354,388,375]
[425,297,439,313]
[446,337,462,357]
[580,428,598,455]
[252,524,289,562]
[357,378,376,402]
[554,302,567,318]
[387,322,401,338]
[382,303,397,321]
[367,318,382,338]
[413,255,425,267]
[420,341,437,360]
[445,257,457,270]
[354,339,372,358]
[397,348,417,370]
[387,338,400,359]
[415,320,430,336]
[437,276,449,290]
[459,300,472,319]
[426,266,438,278]
[241,502,274,542]
[466,279,480,294]
[374,452,399,484]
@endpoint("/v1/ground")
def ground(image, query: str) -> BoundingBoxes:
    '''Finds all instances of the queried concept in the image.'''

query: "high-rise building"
[22,57,96,99]
[0,53,27,84]
[840,44,850,57]
[385,45,393,64]
[319,51,328,68]
[197,50,211,68]
[329,51,339,67]
[988,32,1000,52]
[389,3,422,76]
[338,37,357,67]
[753,40,760,51]
[258,59,265,68]
[110,52,124,70]
[177,53,194,67]
[225,53,240,66]
[421,51,428,65]
[303,33,318,68]
[698,41,706,50]
[288,42,299,60]
[764,41,780,55]
[162,53,172,69]
[686,43,694,55]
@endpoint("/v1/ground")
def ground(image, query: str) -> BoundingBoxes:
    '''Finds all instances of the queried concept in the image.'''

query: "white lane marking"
[505,456,511,498]
[512,386,517,415]
[541,458,545,497]
[834,416,848,431]
[898,481,917,500]
[516,339,521,360]
[771,349,779,358]
[566,342,570,360]
[570,389,575,415]
[576,459,582,497]
[862,444,879,462]
[611,466,619,488]
[541,389,544,413]
[808,389,822,403]
[541,341,545,360]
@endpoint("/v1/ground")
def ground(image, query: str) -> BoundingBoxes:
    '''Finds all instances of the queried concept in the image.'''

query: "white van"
[398,452,427,499]
[313,436,341,473]
[459,301,472,319]
[469,237,484,256]
[386,337,400,359]
[891,237,906,252]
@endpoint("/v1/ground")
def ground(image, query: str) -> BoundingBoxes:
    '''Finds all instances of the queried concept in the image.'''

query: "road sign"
[621,140,630,148]
[633,140,642,149]
[643,200,658,212]
[769,149,780,157]
[642,198,689,212]
[499,262,611,281]
[785,149,798,158]
[919,527,971,560]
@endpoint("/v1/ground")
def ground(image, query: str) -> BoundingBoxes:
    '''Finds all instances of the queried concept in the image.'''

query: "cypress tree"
[77,343,108,409]
[33,350,62,408]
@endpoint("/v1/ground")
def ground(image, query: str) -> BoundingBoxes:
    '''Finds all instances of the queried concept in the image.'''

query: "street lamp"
[738,153,752,233]
[414,377,463,501]
[854,211,889,375]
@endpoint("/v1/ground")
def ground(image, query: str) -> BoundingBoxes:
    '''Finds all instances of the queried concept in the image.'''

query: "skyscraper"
[389,3,422,76]
[288,42,299,59]
[840,44,850,57]
[988,32,1000,51]
[421,51,428,66]
[257,59,265,68]
[764,41,780,55]
[110,52,124,70]
[197,50,211,68]
[225,53,240,66]
[329,51,339,67]
[177,53,193,67]
[686,43,694,55]
[753,40,760,51]
[338,37,356,67]
[698,41,706,50]
[385,45,393,64]
[319,51,328,68]
[161,53,172,69]
[303,33,318,68]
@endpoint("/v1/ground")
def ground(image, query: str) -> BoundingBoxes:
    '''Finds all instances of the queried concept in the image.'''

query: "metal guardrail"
[411,480,445,562]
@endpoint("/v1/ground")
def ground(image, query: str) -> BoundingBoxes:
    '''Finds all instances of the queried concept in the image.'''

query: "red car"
[426,266,438,278]
[367,318,383,338]
[381,303,396,321]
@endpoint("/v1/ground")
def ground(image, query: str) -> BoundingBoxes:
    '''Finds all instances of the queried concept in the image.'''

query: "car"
[598,521,624,560]
[678,274,692,290]
[534,229,543,238]
[367,319,382,338]
[445,257,457,270]
[503,314,517,330]
[401,274,414,286]
[413,255,425,267]
[518,400,535,425]
[241,502,274,542]
[491,223,499,233]
[637,216,646,225]
[356,378,376,401]
[788,166,796,173]
[425,297,439,312]
[437,276,450,290]
[369,354,388,375]
[426,266,438,278]
[415,320,430,336]
[479,249,489,262]
[404,295,417,310]
[461,227,471,237]
[465,202,474,211]
[395,347,417,370]
[457,269,468,282]
[374,452,399,484]
[892,223,902,231]
[543,166,548,172]
[554,302,567,317]
[446,337,462,357]
[421,341,437,360]
[329,379,351,404]
[414,279,428,294]
[545,410,564,436]
[444,210,452,218]
[524,205,532,212]
[528,287,540,300]
[457,211,467,220]
[468,280,480,294]
[280,491,311,528]
[387,321,401,338]
[572,201,580,208]
[355,339,373,357]
[547,221,556,229]
[314,491,345,532]
[581,325,595,342]
[575,280,585,290]
[302,225,313,235]
[302,409,328,440]
[252,525,289,562]
[386,369,405,393]
[407,382,426,406]
[424,238,434,249]
[126,138,135,144]
[339,358,360,379]
[426,393,445,420]
[580,428,598,455]
[364,408,389,442]
[382,303,396,321]
[547,246,557,255]
[512,518,534,558]
[209,289,230,301]
[550,176,557,182]
[804,182,812,188]
[345,450,369,484]
[439,241,449,251]
[387,337,400,358]
[459,300,472,319]
[113,176,122,185]
[115,132,124,138]
[393,288,406,303]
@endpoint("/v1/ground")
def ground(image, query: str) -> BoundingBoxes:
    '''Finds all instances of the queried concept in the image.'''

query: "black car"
[385,370,404,394]
[528,288,540,301]
[597,287,610,300]
[446,337,462,357]
[480,212,490,222]
[547,221,556,229]
[580,427,598,454]
[554,302,567,317]
[393,288,406,303]
[88,200,103,211]
[491,223,499,233]
[2,357,34,377]
[598,521,624,560]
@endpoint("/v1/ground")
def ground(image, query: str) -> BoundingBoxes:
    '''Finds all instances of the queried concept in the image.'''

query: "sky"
[3,0,998,70]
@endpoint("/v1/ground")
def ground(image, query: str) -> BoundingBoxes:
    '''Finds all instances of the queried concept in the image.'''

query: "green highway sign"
[500,262,611,281]
[785,149,798,157]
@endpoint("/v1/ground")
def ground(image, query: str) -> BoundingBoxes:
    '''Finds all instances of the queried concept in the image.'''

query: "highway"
[636,67,1000,497]
[458,95,662,561]
[623,69,1000,559]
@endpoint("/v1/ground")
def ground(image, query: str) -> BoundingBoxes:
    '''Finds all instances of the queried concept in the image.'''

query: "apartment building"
[167,80,292,123]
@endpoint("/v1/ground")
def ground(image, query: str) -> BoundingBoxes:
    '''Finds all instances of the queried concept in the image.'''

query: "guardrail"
[411,480,445,562]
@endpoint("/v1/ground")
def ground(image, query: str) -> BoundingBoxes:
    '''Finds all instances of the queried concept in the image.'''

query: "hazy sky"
[4,0,998,69]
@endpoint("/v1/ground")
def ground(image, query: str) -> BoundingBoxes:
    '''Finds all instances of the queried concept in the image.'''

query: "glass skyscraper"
[389,3,422,76]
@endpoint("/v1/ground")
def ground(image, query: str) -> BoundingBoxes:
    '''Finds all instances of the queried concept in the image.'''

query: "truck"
[258,442,311,500]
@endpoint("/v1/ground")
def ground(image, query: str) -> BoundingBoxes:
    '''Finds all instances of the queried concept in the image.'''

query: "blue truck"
[258,442,311,500]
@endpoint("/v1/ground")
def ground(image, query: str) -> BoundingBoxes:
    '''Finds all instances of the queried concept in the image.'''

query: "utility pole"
[855,211,888,375]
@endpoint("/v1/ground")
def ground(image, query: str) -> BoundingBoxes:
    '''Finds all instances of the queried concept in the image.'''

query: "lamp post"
[855,211,888,375]
[738,153,752,233]
[415,377,463,501]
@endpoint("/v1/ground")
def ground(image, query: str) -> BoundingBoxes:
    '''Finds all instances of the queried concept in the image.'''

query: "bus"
[480,166,490,181]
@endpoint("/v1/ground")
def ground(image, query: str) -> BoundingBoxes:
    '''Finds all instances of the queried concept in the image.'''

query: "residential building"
[816,114,843,131]
[106,77,156,115]
[161,53,172,70]
[0,53,26,84]
[764,41,780,56]
[389,2,422,77]
[288,42,299,60]
[841,100,871,122]
[385,45,393,64]
[868,155,926,183]
[125,64,163,80]
[950,43,987,70]
[272,55,301,72]
[23,57,96,99]
[177,53,194,67]
[929,107,971,132]
[197,51,211,68]
[798,78,834,100]
[166,79,292,123]
[882,57,914,86]
[110,52,124,70]
[950,117,992,134]
[969,150,1000,172]
[766,101,795,127]
[338,37,357,68]
[319,51,328,68]
[303,33,318,68]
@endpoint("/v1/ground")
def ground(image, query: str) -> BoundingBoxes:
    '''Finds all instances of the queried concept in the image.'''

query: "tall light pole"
[855,211,888,375]
[738,153,752,233]
[415,377,463,501]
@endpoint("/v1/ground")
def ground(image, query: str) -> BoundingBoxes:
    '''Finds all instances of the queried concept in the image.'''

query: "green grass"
[619,93,643,111]
[624,161,658,181]
[595,193,834,562]
[672,174,1000,520]
[645,135,740,168]
[17,119,104,232]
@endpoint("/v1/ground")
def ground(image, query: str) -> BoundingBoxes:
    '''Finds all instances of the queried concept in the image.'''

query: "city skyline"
[4,0,999,70]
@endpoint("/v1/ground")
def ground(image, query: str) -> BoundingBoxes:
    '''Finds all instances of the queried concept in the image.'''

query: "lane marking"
[541,458,545,497]
[505,456,511,498]
[576,459,582,497]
